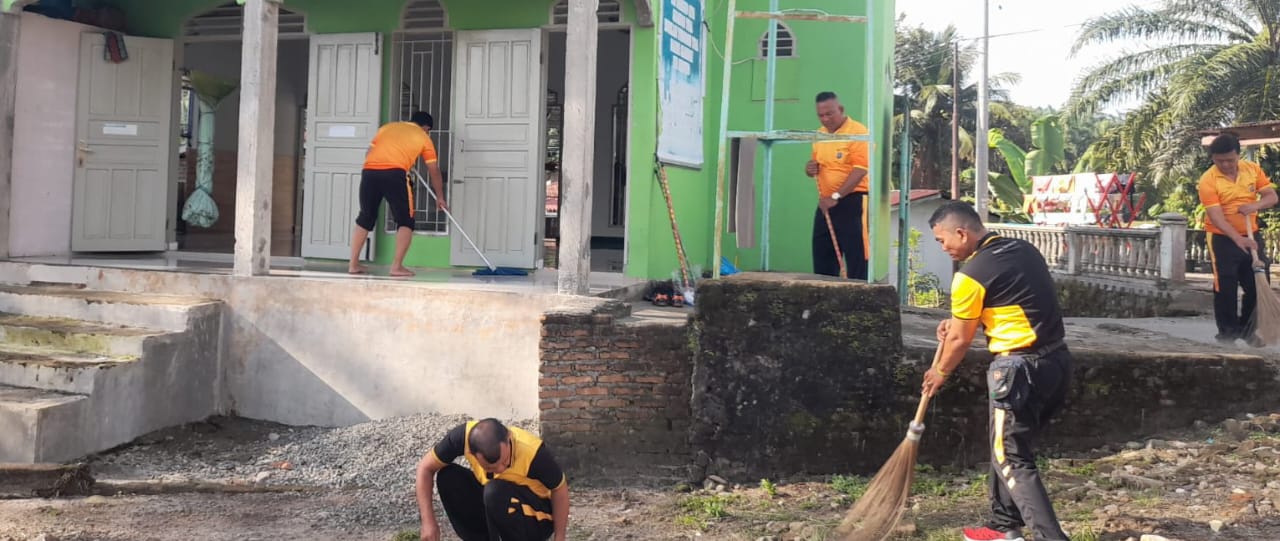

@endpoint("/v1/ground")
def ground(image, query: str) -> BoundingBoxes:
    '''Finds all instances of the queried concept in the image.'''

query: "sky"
[895,0,1164,111]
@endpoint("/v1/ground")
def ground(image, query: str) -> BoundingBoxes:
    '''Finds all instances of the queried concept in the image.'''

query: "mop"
[411,170,528,277]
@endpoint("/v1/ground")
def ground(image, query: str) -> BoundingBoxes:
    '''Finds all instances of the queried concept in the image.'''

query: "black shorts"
[355,168,413,231]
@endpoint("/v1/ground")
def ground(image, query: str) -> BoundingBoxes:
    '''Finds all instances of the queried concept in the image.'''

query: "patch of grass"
[675,493,739,531]
[1131,490,1164,508]
[1065,462,1097,477]
[1070,524,1101,541]
[831,474,869,500]
[760,478,778,498]
[921,528,957,541]
[912,475,951,497]
[957,473,988,498]
[390,530,418,541]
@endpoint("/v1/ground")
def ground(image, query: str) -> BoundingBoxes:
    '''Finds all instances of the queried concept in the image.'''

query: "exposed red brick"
[595,399,629,408]
[560,376,594,385]
[634,376,665,385]
[539,389,573,399]
[559,400,591,409]
[577,387,609,396]
[598,375,630,384]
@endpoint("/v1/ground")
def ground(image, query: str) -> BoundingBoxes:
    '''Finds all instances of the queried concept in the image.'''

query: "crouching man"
[415,418,569,541]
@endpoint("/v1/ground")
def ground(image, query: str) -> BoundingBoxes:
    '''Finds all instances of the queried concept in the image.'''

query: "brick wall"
[539,306,693,486]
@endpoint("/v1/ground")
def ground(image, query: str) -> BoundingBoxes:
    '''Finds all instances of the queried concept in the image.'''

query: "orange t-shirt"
[1197,160,1274,235]
[363,122,439,171]
[811,116,870,197]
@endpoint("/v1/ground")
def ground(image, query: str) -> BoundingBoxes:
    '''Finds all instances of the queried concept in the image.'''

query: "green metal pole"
[711,0,738,280]
[760,0,779,271]
[864,0,881,282]
[897,98,912,305]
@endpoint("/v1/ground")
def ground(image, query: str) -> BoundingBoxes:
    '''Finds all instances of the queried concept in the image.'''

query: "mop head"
[473,266,528,276]
[834,421,925,541]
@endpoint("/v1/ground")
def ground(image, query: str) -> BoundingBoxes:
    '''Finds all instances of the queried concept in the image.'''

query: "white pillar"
[233,0,279,277]
[557,0,599,295]
[1159,212,1188,283]
[0,12,19,259]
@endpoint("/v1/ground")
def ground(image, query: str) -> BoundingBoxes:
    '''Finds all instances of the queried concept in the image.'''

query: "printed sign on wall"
[658,0,705,169]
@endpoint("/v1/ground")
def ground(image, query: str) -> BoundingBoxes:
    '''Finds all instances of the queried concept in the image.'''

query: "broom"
[1245,219,1280,345]
[834,343,943,541]
[822,205,848,279]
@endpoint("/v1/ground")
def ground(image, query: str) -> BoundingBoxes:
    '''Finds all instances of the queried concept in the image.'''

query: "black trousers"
[355,168,414,231]
[812,192,868,280]
[986,347,1071,541]
[437,464,554,541]
[1209,231,1270,338]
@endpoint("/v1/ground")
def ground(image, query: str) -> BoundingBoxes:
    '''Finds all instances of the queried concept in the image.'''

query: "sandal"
[653,293,671,307]
[671,294,685,307]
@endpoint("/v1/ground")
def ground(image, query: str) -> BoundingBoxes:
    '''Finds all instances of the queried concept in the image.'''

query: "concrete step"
[0,285,218,332]
[0,313,165,357]
[0,343,136,394]
[0,384,89,463]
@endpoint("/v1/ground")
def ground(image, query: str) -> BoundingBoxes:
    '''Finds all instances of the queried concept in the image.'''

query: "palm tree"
[1066,0,1280,184]
[894,19,1021,191]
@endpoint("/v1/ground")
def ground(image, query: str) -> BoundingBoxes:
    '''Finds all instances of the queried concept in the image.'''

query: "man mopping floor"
[922,202,1072,541]
[348,111,447,277]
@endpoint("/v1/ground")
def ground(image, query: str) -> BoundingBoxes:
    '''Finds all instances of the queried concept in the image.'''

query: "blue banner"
[658,0,705,169]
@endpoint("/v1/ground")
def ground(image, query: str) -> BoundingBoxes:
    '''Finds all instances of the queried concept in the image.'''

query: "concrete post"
[0,13,20,259]
[1158,212,1188,283]
[233,0,279,277]
[1065,227,1082,275]
[557,0,599,296]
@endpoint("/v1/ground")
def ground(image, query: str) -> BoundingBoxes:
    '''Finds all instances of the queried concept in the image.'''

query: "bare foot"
[389,266,416,277]
[348,264,369,275]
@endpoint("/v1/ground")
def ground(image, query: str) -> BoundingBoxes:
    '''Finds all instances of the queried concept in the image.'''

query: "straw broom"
[1245,219,1280,345]
[834,343,943,541]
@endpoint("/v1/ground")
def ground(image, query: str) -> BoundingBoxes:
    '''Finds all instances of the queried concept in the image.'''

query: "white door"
[301,33,382,260]
[450,30,543,268]
[72,33,174,252]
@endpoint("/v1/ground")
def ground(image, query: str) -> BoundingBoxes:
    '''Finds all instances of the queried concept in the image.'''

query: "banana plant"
[987,114,1066,223]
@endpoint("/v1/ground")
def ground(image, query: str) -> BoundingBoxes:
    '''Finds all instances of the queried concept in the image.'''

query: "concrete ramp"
[0,285,220,463]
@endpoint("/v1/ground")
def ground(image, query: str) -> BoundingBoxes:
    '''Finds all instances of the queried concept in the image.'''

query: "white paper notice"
[103,123,138,136]
[328,125,357,138]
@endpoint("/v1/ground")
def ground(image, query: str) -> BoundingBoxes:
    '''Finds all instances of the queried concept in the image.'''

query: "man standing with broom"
[1197,133,1278,346]
[805,91,869,280]
[921,201,1072,541]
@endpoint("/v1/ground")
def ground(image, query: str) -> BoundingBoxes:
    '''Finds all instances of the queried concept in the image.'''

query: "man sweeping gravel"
[415,418,569,541]
[922,201,1072,541]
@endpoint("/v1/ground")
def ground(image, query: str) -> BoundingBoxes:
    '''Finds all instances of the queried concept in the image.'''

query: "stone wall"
[688,273,904,482]
[538,306,693,486]
[898,343,1280,470]
[533,272,1280,486]
[1054,275,1197,318]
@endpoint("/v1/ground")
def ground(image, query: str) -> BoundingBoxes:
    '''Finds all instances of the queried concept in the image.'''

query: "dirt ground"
[5,411,1280,541]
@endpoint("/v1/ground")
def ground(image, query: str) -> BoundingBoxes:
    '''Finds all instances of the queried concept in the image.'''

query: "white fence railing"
[987,213,1188,283]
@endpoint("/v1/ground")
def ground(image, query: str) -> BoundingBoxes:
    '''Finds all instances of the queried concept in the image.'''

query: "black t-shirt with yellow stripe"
[431,422,566,499]
[951,233,1065,354]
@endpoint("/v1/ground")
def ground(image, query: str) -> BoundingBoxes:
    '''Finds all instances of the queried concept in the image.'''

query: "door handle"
[77,141,93,167]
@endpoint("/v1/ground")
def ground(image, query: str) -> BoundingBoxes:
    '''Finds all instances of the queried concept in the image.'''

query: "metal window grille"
[551,0,623,25]
[758,22,796,57]
[387,0,454,234]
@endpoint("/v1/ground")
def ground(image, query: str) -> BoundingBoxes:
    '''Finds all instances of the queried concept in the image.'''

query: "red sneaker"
[962,526,1025,541]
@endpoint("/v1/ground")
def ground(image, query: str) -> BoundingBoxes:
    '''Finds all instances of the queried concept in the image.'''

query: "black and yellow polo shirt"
[431,421,566,501]
[951,233,1065,354]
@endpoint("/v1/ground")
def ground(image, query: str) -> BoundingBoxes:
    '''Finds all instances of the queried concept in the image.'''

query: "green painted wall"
[625,0,896,281]
[82,0,894,280]
[705,0,896,279]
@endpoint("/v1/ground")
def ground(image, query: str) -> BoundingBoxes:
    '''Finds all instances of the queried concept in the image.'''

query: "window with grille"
[183,2,307,41]
[550,0,623,25]
[758,22,796,58]
[387,0,454,234]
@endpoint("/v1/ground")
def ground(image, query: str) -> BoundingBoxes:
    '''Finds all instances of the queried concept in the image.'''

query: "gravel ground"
[90,414,539,528]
